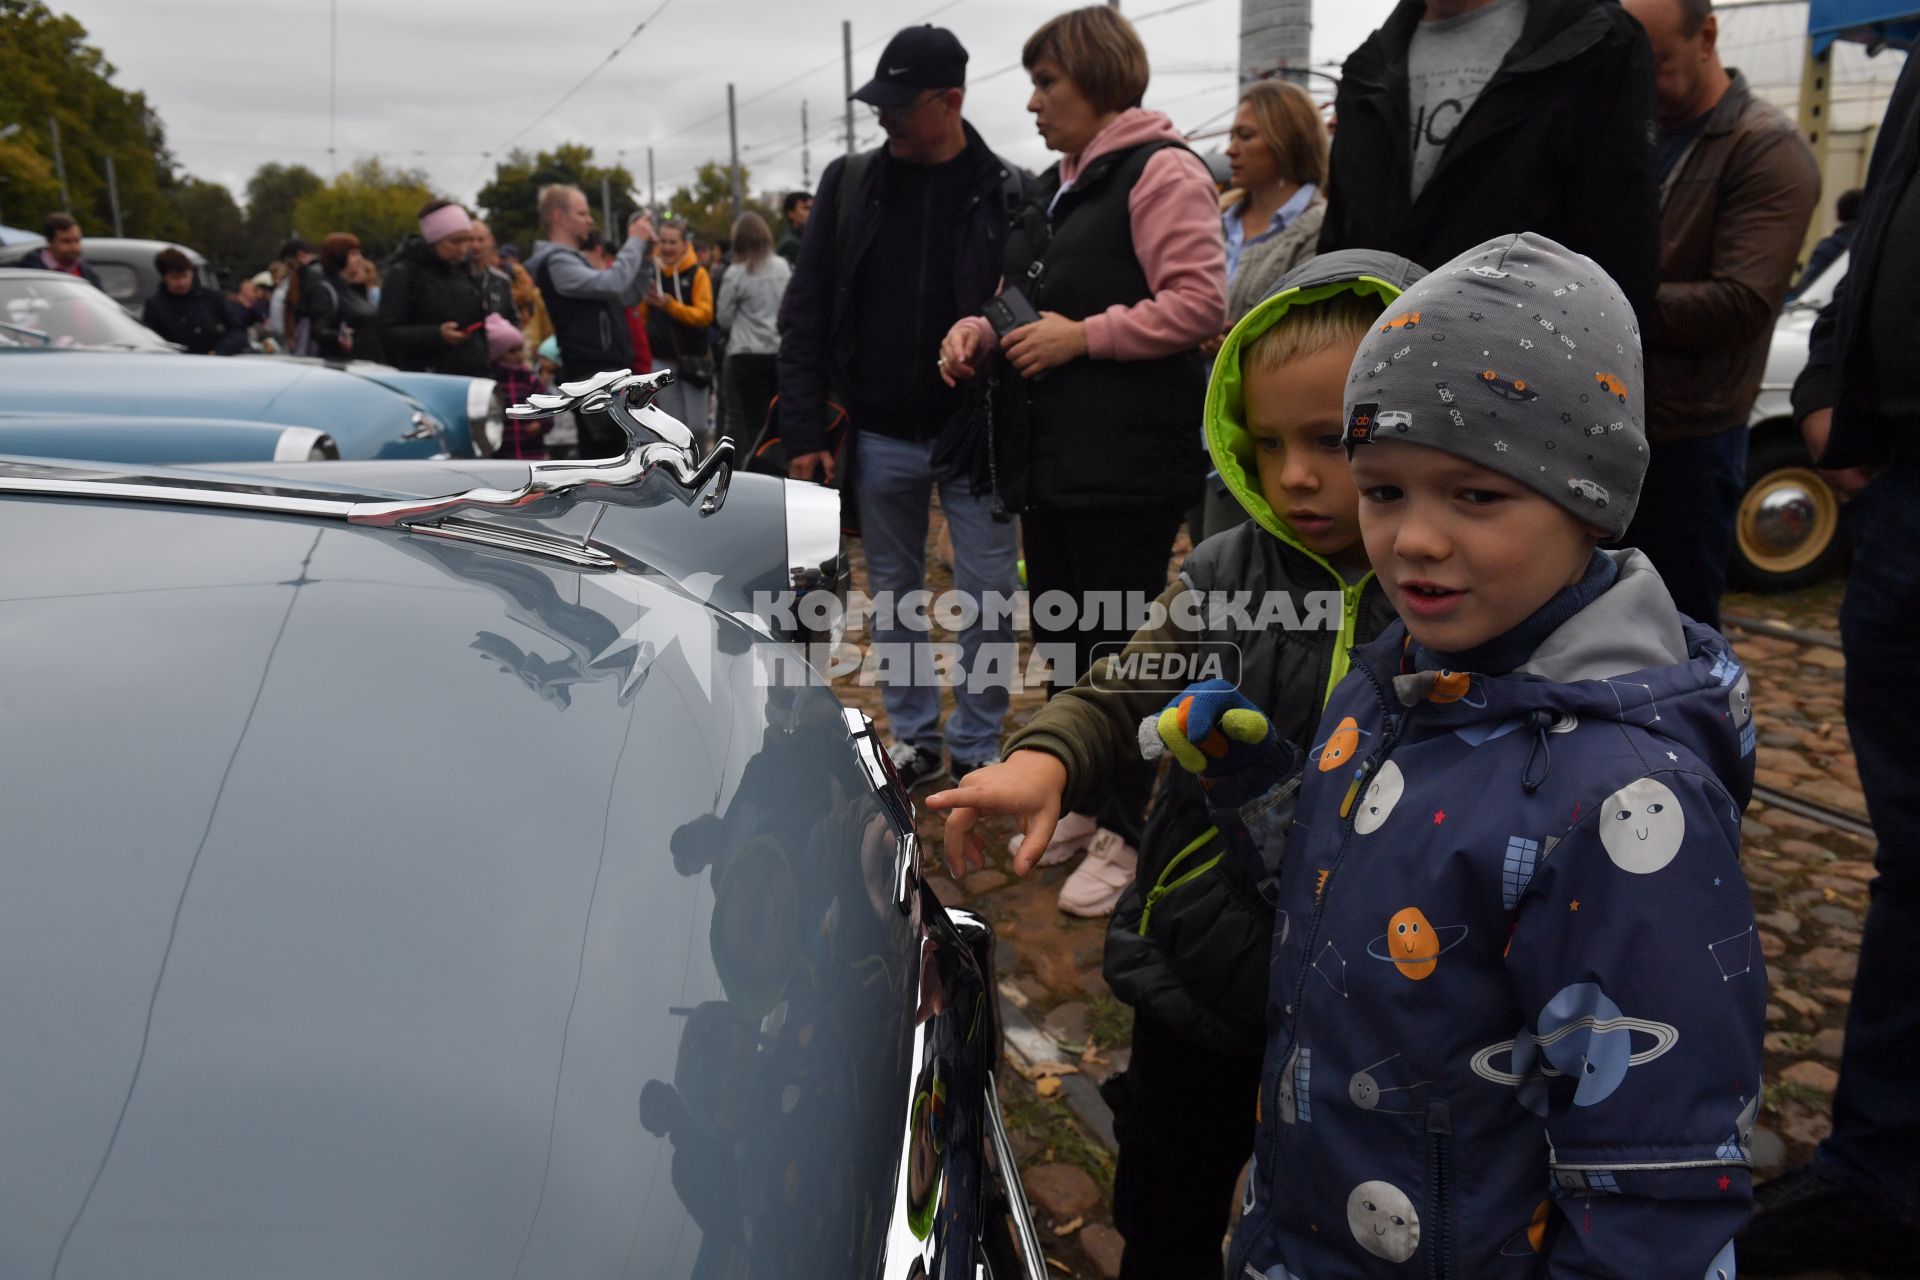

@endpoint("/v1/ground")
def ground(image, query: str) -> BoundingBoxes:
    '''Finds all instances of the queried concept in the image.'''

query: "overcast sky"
[52,0,1399,208]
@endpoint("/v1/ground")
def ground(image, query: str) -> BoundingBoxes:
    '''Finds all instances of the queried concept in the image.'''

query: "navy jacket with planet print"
[1226,548,1763,1280]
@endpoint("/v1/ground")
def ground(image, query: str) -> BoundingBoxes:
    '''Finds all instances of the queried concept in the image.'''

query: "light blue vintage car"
[0,370,1046,1280]
[0,267,506,463]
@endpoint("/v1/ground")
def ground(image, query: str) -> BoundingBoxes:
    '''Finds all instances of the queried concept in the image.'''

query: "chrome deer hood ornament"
[350,369,733,542]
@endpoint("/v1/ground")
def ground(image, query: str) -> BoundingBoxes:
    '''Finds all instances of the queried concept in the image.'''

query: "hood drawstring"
[1521,709,1554,794]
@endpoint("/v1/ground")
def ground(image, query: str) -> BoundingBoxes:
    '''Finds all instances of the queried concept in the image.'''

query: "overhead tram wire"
[627,0,965,159]
[640,0,1224,193]
[468,0,676,188]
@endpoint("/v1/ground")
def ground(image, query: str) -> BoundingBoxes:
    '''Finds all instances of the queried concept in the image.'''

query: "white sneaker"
[1057,828,1138,918]
[1009,810,1099,868]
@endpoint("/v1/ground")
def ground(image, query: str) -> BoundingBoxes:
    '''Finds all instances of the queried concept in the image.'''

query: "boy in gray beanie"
[1220,233,1765,1279]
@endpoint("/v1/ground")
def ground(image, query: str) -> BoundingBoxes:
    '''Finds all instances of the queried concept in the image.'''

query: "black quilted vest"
[533,247,632,376]
[996,140,1208,513]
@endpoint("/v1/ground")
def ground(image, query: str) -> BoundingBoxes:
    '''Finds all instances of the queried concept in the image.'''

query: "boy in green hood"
[930,250,1425,1278]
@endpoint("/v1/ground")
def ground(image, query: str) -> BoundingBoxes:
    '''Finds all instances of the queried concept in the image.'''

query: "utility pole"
[727,83,743,223]
[601,174,614,240]
[328,0,339,176]
[647,146,657,211]
[104,155,123,236]
[48,116,70,211]
[843,21,856,156]
[801,100,811,191]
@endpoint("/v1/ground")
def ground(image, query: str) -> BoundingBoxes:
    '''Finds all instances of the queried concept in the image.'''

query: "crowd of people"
[24,0,1920,1273]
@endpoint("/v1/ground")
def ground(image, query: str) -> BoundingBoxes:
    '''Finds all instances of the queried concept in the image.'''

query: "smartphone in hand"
[983,287,1041,339]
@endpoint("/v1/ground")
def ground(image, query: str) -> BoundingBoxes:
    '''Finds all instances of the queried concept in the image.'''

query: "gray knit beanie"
[1341,232,1646,538]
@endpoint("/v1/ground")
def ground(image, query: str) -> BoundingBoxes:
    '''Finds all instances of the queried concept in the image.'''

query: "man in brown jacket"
[1622,0,1818,628]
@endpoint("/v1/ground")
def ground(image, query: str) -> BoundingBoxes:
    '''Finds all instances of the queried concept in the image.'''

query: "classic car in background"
[0,235,221,314]
[0,371,1044,1280]
[0,267,505,462]
[1735,252,1850,591]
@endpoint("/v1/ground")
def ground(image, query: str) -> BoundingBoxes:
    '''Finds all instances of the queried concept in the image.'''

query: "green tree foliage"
[477,143,639,254]
[665,161,777,247]
[292,158,439,264]
[0,0,185,240]
[241,161,323,267]
[173,177,246,280]
[0,132,61,230]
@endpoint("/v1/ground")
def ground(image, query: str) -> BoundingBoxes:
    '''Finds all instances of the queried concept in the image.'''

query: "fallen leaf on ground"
[1036,1077,1062,1098]
[1054,1216,1085,1236]
[1018,1060,1081,1081]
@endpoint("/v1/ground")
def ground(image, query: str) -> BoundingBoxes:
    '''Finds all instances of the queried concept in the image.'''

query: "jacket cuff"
[1082,313,1116,362]
[782,424,829,457]
[998,733,1087,810]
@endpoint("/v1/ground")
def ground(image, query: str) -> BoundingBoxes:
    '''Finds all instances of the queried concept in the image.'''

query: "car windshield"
[0,274,175,352]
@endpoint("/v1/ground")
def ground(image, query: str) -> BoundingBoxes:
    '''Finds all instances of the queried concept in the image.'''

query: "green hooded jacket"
[1003,249,1426,1052]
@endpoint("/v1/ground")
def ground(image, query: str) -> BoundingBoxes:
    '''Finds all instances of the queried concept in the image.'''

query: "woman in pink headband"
[420,203,475,247]
[375,199,501,378]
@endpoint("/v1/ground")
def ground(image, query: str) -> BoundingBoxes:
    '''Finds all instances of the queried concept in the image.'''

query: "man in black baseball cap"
[849,24,968,108]
[778,22,1035,791]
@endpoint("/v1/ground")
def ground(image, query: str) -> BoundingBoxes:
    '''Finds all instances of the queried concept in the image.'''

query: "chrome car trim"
[273,426,333,462]
[844,707,918,912]
[403,410,438,441]
[405,517,621,568]
[784,478,848,665]
[985,1070,1049,1280]
[785,479,843,594]
[0,474,359,516]
[465,378,503,457]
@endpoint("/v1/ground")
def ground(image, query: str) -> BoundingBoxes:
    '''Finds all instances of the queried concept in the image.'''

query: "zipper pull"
[1338,759,1372,819]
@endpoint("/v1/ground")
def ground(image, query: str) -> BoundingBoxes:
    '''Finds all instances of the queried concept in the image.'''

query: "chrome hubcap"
[1737,465,1839,576]
[1750,483,1817,555]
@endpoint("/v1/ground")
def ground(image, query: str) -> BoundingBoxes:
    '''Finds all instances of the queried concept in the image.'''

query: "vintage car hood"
[0,351,438,459]
[0,496,918,1278]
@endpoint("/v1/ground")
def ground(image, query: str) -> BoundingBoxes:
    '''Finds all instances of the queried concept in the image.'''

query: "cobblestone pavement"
[829,512,1870,1278]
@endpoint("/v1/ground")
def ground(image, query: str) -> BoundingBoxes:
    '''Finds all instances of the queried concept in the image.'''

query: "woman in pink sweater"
[938,5,1225,916]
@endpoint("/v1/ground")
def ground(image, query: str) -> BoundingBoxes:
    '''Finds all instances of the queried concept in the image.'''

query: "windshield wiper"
[0,320,53,346]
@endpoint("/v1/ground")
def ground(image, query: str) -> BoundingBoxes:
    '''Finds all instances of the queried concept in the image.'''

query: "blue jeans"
[1817,460,1920,1220]
[1620,424,1748,631]
[855,432,1019,764]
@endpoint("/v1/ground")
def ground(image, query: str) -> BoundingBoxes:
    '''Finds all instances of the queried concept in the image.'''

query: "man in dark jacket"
[469,219,520,334]
[377,200,502,377]
[141,247,245,355]
[776,24,1028,788]
[22,213,104,290]
[1317,0,1662,315]
[1737,48,1920,1279]
[776,191,811,265]
[1618,0,1818,630]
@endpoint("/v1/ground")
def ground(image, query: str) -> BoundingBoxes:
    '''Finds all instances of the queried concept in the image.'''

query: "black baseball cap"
[850,25,968,108]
